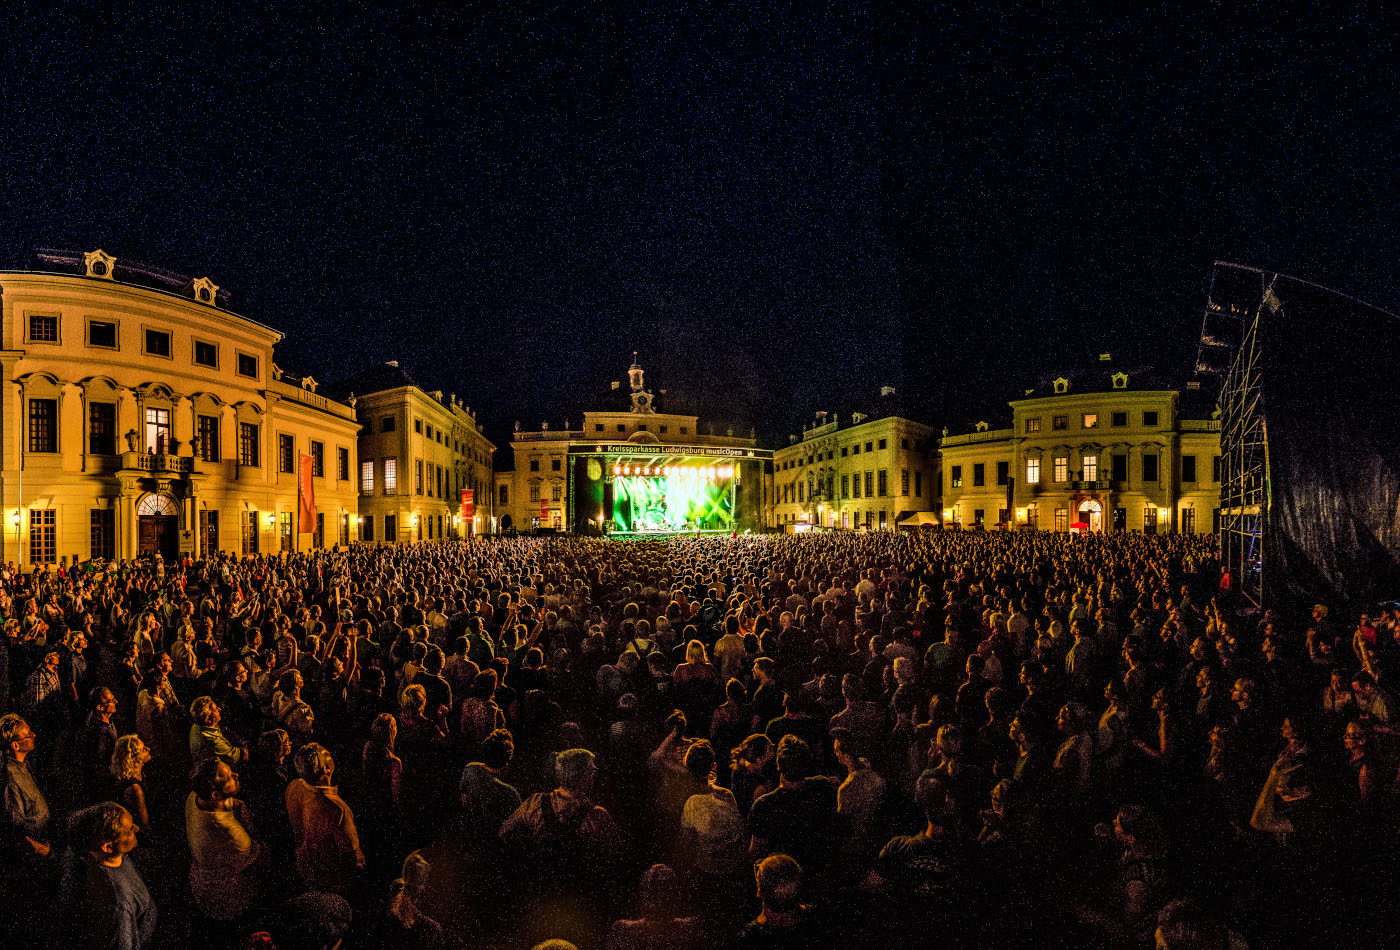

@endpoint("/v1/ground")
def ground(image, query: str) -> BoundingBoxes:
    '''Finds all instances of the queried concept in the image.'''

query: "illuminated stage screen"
[569,449,765,534]
[609,464,735,532]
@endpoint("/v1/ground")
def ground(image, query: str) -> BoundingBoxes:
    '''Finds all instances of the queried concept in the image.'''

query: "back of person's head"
[775,735,813,780]
[754,656,775,679]
[474,669,498,697]
[554,747,597,794]
[1155,899,1231,950]
[915,769,953,823]
[755,853,803,912]
[725,677,747,704]
[423,646,444,673]
[258,729,288,763]
[481,728,514,771]
[400,683,427,715]
[683,739,716,781]
[640,863,679,916]
[190,756,226,800]
[68,801,129,855]
[369,713,397,748]
[531,942,579,950]
[686,639,707,664]
[292,742,331,782]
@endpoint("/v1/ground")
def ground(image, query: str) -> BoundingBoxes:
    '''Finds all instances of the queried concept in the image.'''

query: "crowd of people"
[0,528,1393,949]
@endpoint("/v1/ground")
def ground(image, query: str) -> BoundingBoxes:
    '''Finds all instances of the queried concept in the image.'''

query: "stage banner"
[461,488,474,520]
[298,454,315,531]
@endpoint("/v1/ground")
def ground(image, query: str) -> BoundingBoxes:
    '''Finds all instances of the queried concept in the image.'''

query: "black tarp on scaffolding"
[1200,263,1400,612]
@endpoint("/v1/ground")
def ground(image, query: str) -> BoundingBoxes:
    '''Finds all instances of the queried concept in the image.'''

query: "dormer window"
[191,276,219,306]
[1112,371,1129,389]
[1053,377,1070,394]
[84,249,117,279]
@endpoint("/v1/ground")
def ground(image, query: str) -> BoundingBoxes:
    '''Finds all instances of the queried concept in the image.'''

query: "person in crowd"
[737,853,816,950]
[109,734,153,833]
[60,802,156,950]
[606,863,703,950]
[460,727,521,844]
[285,742,364,895]
[2,713,51,861]
[80,687,121,802]
[186,756,265,921]
[189,695,247,769]
[500,747,623,881]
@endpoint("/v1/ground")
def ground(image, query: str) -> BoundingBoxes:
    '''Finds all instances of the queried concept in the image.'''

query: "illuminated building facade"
[0,250,362,567]
[940,358,1221,533]
[323,362,495,543]
[767,389,939,531]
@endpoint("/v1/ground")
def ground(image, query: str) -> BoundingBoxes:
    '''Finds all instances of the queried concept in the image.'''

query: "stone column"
[59,379,81,472]
[117,475,141,561]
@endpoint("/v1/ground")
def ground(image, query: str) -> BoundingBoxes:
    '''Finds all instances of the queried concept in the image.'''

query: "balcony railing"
[120,452,194,474]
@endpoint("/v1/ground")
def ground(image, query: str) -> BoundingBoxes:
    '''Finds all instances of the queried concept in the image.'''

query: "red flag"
[540,500,549,523]
[461,488,474,520]
[298,454,315,531]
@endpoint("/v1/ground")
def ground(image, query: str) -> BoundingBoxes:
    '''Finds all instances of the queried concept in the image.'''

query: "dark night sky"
[3,3,1399,460]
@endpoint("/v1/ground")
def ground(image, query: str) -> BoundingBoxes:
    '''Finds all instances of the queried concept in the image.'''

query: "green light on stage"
[612,473,734,531]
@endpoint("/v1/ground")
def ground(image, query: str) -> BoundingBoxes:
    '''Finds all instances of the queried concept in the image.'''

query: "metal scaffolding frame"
[1197,264,1273,609]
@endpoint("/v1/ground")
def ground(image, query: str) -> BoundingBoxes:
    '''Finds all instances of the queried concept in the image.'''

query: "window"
[90,509,115,561]
[841,474,850,499]
[1053,416,1067,430]
[973,509,984,525]
[853,445,860,456]
[239,422,259,466]
[950,465,962,489]
[1026,458,1040,484]
[1143,411,1159,427]
[193,340,218,367]
[425,425,433,440]
[878,470,888,496]
[865,441,873,452]
[360,460,375,494]
[197,415,219,462]
[382,416,396,433]
[660,425,668,433]
[1112,454,1128,482]
[89,402,116,455]
[1182,454,1197,483]
[530,460,540,472]
[552,486,562,503]
[340,513,350,547]
[1055,507,1068,532]
[901,438,909,449]
[842,447,849,457]
[499,485,508,506]
[1144,506,1158,534]
[529,484,540,503]
[914,472,922,497]
[1025,418,1041,433]
[1053,456,1068,483]
[879,510,887,530]
[29,399,56,453]
[1111,411,1128,427]
[1213,455,1221,482]
[88,320,117,348]
[145,329,171,358]
[552,458,561,471]
[864,472,874,496]
[1082,413,1097,428]
[416,460,424,495]
[362,516,374,543]
[1082,455,1098,482]
[242,512,259,554]
[878,439,887,450]
[338,447,350,481]
[595,423,604,432]
[1143,454,1159,483]
[415,419,423,434]
[1182,507,1196,533]
[237,352,258,378]
[680,427,688,434]
[383,458,397,494]
[438,467,445,498]
[638,425,647,432]
[1026,504,1038,528]
[973,463,985,487]
[278,434,295,474]
[851,475,861,499]
[28,315,58,342]
[617,424,625,432]
[901,470,910,495]
[310,441,324,477]
[313,512,324,549]
[279,512,293,551]
[997,461,1009,486]
[144,407,171,454]
[29,509,55,564]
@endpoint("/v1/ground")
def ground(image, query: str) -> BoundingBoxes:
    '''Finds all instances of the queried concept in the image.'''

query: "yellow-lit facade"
[348,372,495,542]
[767,409,938,531]
[940,371,1221,533]
[0,251,361,567]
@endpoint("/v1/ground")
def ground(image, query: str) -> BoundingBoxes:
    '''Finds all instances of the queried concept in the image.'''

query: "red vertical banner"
[298,454,315,531]
[461,488,474,520]
[540,500,549,523]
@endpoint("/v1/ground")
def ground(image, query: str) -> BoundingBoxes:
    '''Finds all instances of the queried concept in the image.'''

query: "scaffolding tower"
[1196,263,1274,610]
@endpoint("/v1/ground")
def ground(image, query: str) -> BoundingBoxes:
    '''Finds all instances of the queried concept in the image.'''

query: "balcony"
[120,451,194,475]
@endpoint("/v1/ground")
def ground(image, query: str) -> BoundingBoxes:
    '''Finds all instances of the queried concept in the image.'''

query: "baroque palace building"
[0,249,362,567]
[324,361,496,542]
[939,356,1221,533]
[767,387,939,531]
[496,357,766,533]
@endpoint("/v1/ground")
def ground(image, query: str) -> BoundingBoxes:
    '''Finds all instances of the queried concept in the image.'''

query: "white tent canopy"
[896,511,941,527]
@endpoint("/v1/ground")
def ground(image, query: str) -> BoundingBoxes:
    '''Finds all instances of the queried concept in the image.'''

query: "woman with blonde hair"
[272,669,315,742]
[110,733,153,831]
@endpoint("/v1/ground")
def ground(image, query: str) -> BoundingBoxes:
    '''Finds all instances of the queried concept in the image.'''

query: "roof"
[321,362,424,402]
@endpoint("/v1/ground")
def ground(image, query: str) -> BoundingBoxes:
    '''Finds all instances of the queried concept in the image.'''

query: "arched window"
[136,493,179,517]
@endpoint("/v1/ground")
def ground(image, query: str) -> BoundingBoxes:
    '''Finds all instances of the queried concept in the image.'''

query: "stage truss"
[1197,263,1273,609]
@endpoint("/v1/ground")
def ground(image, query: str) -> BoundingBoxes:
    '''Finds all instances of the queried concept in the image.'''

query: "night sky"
[4,4,1398,459]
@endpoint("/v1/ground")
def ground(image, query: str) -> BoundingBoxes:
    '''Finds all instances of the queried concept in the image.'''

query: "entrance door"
[139,516,178,561]
[1113,507,1127,532]
[1077,499,1103,533]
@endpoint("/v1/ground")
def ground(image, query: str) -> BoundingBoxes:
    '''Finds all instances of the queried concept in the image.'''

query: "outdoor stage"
[607,527,736,539]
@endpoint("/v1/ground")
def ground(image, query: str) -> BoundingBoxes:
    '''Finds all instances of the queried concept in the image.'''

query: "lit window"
[1053,456,1068,482]
[1082,455,1098,481]
[1082,413,1097,428]
[1026,458,1040,484]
